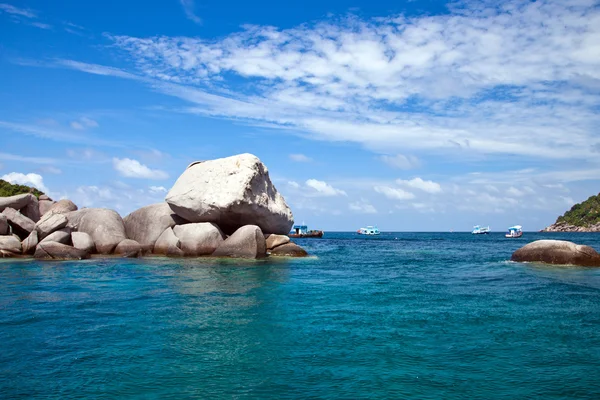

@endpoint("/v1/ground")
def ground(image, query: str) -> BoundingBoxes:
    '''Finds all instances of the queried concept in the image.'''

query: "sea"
[2,232,600,399]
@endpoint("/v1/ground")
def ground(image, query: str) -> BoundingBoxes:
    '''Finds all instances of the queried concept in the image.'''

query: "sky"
[1,0,600,231]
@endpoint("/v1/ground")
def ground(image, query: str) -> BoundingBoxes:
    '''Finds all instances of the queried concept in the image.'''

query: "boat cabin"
[292,225,308,235]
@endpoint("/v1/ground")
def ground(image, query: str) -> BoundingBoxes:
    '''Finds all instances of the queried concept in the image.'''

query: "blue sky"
[1,0,600,231]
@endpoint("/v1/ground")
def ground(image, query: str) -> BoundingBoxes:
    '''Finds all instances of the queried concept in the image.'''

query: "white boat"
[357,226,380,235]
[505,225,523,238]
[472,225,490,234]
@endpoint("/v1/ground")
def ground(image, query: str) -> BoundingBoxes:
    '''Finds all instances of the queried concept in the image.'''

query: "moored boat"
[357,226,380,235]
[505,225,523,238]
[472,225,490,234]
[289,225,324,238]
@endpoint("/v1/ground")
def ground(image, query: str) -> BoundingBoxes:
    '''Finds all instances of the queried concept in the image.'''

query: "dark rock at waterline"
[212,225,267,258]
[511,240,600,267]
[269,242,309,257]
[34,241,90,260]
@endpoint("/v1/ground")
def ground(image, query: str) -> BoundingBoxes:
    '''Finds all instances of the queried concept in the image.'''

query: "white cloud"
[70,117,98,130]
[379,154,420,170]
[179,0,201,24]
[349,200,377,214]
[112,158,169,179]
[1,172,49,193]
[287,181,300,189]
[0,3,36,18]
[374,185,415,200]
[305,179,346,196]
[149,185,168,194]
[289,153,312,162]
[0,152,58,164]
[397,178,442,194]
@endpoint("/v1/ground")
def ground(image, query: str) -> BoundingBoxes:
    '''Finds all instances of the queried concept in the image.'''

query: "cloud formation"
[179,0,201,24]
[305,179,347,197]
[1,172,49,193]
[289,153,312,162]
[112,158,169,179]
[397,178,442,194]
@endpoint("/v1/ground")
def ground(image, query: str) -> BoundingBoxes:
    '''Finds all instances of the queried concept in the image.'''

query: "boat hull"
[289,231,323,238]
[505,232,523,238]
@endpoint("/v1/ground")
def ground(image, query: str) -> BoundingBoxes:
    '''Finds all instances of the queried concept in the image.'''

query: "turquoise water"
[2,232,600,398]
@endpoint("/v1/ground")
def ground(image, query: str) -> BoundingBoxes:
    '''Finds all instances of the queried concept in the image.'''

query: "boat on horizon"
[505,225,523,238]
[472,225,490,235]
[289,225,324,238]
[357,226,380,235]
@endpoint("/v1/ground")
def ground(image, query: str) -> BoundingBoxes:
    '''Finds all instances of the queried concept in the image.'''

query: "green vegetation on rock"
[556,193,600,227]
[0,179,45,198]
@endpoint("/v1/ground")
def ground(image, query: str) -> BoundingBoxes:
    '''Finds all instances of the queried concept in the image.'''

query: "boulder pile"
[0,153,307,260]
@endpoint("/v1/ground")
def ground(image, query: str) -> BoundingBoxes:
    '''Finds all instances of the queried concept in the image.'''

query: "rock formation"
[511,240,600,267]
[66,208,127,254]
[34,241,90,260]
[173,223,224,256]
[123,202,187,251]
[212,225,267,258]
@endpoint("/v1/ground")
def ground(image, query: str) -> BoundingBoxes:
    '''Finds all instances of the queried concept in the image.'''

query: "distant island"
[0,179,44,198]
[543,193,600,232]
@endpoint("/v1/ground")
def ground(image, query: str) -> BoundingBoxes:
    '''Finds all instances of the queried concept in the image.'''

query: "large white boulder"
[511,240,600,266]
[165,153,294,235]
[173,223,224,256]
[66,208,127,254]
[123,203,187,251]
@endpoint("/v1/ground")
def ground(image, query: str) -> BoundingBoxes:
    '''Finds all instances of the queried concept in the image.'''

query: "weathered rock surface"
[166,153,294,235]
[0,236,22,254]
[22,230,39,255]
[269,242,309,257]
[123,203,187,251]
[34,241,90,260]
[39,199,55,217]
[173,223,224,256]
[40,228,72,245]
[114,239,142,258]
[47,199,78,215]
[154,227,183,256]
[265,234,290,250]
[0,193,33,212]
[542,221,600,232]
[213,225,267,258]
[39,195,51,201]
[511,240,600,266]
[21,196,40,223]
[66,208,127,254]
[36,213,68,240]
[0,214,8,235]
[71,232,95,253]
[2,207,35,238]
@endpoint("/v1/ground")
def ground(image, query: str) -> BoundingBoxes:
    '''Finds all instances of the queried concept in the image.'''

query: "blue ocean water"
[2,232,600,398]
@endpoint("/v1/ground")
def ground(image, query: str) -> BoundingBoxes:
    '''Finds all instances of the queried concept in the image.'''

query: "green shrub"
[0,179,45,198]
[556,193,600,227]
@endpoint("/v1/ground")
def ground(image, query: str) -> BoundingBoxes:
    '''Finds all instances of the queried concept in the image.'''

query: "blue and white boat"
[472,225,490,235]
[357,226,380,235]
[505,225,523,238]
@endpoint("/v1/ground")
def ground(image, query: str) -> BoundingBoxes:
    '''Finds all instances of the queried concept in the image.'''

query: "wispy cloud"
[112,158,169,179]
[0,3,36,18]
[0,152,58,165]
[289,153,312,162]
[305,179,346,197]
[0,120,118,147]
[379,154,420,170]
[70,117,99,130]
[179,0,201,24]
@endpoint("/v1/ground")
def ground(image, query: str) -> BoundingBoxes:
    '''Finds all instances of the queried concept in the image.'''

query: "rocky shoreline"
[0,154,308,260]
[542,221,600,232]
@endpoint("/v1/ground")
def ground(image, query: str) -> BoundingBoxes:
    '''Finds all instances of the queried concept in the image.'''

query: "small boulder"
[71,232,95,253]
[40,228,71,245]
[0,235,22,254]
[511,240,600,267]
[22,230,39,255]
[213,225,267,258]
[39,199,55,217]
[47,199,78,215]
[36,213,68,240]
[114,239,142,258]
[173,223,224,256]
[154,227,184,256]
[0,193,34,212]
[0,214,8,235]
[2,207,35,239]
[269,242,308,257]
[34,241,90,260]
[66,208,127,254]
[265,234,290,250]
[39,195,51,201]
[123,203,187,251]
[165,153,294,234]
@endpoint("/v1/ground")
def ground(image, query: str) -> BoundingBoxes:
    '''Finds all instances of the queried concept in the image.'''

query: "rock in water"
[34,242,90,260]
[166,153,294,235]
[22,230,39,255]
[213,225,267,258]
[173,223,224,256]
[265,234,290,250]
[0,193,34,212]
[2,207,35,239]
[123,203,187,251]
[36,213,68,240]
[0,214,8,235]
[71,232,96,253]
[66,208,127,254]
[269,242,309,257]
[154,227,184,256]
[0,236,22,254]
[511,240,600,266]
[114,239,142,258]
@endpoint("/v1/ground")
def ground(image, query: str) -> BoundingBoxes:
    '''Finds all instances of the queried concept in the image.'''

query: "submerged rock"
[34,241,90,260]
[511,240,600,267]
[269,242,309,257]
[213,225,267,258]
[123,203,187,251]
[166,153,294,235]
[66,208,127,254]
[173,223,224,256]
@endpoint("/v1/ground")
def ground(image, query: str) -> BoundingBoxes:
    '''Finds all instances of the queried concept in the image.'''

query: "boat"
[472,225,490,234]
[505,225,523,238]
[357,226,380,235]
[289,225,324,238]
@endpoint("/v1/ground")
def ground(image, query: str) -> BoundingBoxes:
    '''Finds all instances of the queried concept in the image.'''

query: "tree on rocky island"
[0,180,45,198]
[556,193,600,227]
